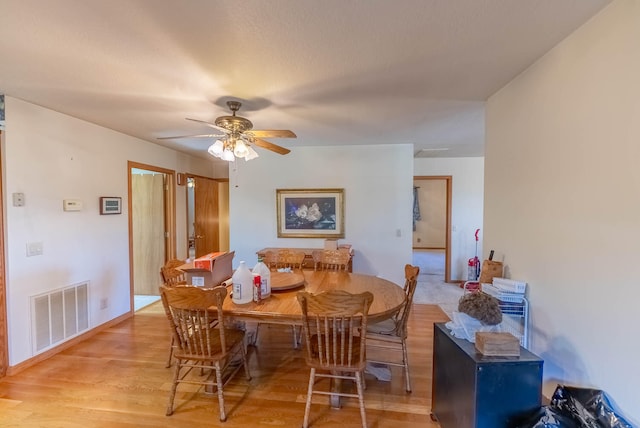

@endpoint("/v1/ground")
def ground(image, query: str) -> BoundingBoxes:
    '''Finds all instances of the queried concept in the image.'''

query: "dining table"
[221,269,406,326]
[221,269,406,408]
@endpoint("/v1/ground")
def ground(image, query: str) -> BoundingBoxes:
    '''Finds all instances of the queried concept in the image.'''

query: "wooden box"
[475,332,520,357]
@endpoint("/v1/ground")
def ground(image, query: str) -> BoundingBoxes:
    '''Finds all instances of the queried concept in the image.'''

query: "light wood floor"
[0,302,449,427]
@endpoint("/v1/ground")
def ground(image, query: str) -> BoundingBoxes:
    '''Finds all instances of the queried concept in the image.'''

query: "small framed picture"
[100,197,122,215]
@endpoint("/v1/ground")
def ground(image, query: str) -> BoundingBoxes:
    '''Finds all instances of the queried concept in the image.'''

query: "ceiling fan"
[159,100,296,161]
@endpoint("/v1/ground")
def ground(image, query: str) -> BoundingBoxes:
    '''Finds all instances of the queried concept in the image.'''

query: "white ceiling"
[0,0,610,160]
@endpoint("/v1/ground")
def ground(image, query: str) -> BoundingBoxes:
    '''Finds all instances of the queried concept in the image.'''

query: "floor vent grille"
[31,282,90,354]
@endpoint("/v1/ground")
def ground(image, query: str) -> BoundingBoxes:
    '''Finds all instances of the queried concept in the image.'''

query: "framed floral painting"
[276,188,345,238]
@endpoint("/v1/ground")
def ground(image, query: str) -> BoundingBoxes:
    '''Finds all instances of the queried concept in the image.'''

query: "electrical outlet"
[100,298,109,310]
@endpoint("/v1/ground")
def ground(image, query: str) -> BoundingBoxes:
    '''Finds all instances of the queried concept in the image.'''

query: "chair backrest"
[160,259,187,286]
[393,264,420,338]
[279,249,306,269]
[159,285,227,358]
[319,249,351,271]
[264,249,306,270]
[297,290,373,371]
[263,250,279,269]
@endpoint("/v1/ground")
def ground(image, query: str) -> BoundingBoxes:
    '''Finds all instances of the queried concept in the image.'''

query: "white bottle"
[252,257,271,298]
[232,261,253,304]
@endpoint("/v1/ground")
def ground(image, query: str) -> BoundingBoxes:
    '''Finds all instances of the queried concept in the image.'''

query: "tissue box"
[324,239,338,250]
[475,332,520,357]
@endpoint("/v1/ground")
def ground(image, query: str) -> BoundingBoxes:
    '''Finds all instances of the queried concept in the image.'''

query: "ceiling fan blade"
[250,129,297,138]
[252,137,291,155]
[186,117,230,133]
[157,133,224,140]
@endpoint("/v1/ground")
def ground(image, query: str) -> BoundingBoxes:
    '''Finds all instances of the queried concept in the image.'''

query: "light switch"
[12,193,25,207]
[27,242,43,257]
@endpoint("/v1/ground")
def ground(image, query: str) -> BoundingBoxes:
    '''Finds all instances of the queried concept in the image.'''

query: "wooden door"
[128,161,176,306]
[193,176,219,257]
[132,172,166,295]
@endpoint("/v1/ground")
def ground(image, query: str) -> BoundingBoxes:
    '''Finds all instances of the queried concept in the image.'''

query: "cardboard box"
[475,332,520,357]
[179,251,234,287]
[194,251,227,271]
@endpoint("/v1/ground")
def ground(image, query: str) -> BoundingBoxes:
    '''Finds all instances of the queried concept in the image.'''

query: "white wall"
[3,97,216,366]
[229,144,413,286]
[485,1,639,422]
[414,157,484,281]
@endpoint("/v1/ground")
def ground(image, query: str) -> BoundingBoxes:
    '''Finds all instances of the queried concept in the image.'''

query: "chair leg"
[166,336,174,368]
[355,371,367,428]
[166,359,181,416]
[402,340,411,393]
[249,323,260,346]
[241,342,252,380]
[302,368,315,428]
[215,362,227,422]
[291,325,302,349]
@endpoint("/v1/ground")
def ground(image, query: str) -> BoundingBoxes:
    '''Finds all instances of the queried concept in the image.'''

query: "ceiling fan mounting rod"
[227,100,242,115]
[215,101,253,133]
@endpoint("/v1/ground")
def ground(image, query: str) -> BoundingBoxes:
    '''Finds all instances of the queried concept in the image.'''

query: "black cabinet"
[431,323,543,428]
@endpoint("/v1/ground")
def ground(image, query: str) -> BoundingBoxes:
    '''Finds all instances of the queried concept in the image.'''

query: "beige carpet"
[412,250,463,318]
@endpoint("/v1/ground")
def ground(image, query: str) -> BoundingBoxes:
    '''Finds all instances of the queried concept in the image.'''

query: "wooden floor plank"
[0,303,448,427]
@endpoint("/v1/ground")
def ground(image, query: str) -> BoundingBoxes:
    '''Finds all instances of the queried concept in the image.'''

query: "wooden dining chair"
[262,250,279,269]
[318,249,351,271]
[160,285,251,422]
[255,249,307,348]
[297,290,374,428]
[160,259,187,286]
[365,264,419,392]
[280,249,306,269]
[159,259,193,368]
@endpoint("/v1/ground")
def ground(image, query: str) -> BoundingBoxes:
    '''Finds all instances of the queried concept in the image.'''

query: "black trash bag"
[510,385,635,428]
[551,385,634,428]
[510,405,582,428]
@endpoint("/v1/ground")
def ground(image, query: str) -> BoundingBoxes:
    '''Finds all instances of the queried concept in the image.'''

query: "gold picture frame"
[276,188,345,238]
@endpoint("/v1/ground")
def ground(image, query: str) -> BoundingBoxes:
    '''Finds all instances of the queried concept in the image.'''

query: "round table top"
[269,270,306,291]
[222,270,406,324]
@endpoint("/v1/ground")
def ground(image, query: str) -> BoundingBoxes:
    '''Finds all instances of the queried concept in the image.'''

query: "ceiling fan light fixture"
[244,145,259,161]
[208,140,225,157]
[221,148,235,162]
[171,101,295,161]
[233,139,249,158]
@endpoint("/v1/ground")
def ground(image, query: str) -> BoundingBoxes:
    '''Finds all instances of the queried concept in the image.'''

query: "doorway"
[413,176,452,282]
[186,174,229,258]
[128,161,176,312]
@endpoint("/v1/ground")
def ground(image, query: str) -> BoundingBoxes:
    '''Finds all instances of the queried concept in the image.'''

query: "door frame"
[413,175,453,283]
[0,130,7,377]
[127,161,176,311]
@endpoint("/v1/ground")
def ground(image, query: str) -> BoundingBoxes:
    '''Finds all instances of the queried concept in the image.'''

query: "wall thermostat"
[63,199,83,211]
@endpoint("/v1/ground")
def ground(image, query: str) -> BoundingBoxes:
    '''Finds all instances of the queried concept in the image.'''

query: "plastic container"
[232,261,253,304]
[252,257,271,298]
